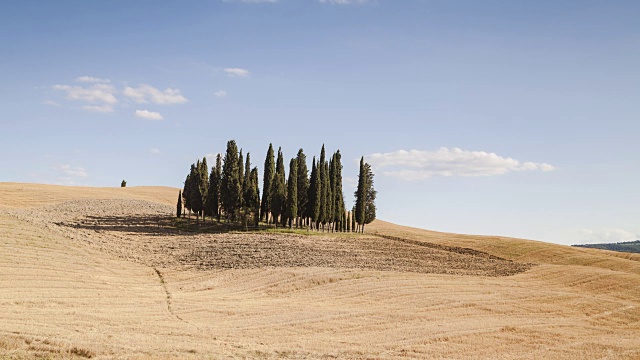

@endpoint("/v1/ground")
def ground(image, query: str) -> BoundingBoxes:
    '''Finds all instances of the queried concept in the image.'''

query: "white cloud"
[319,0,370,4]
[580,228,637,244]
[366,148,555,180]
[82,105,114,113]
[149,148,161,155]
[123,84,188,105]
[75,76,110,83]
[224,68,251,78]
[53,83,118,104]
[214,90,228,98]
[135,109,163,120]
[54,164,88,178]
[43,99,61,107]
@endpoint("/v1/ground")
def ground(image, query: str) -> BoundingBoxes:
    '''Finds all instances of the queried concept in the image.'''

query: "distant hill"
[573,240,640,253]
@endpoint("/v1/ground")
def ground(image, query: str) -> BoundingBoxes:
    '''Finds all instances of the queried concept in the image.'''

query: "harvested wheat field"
[0,183,639,359]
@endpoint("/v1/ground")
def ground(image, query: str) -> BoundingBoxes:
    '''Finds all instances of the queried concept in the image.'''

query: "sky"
[1,0,638,245]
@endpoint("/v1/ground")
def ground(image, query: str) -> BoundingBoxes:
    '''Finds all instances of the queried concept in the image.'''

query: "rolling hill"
[0,183,638,359]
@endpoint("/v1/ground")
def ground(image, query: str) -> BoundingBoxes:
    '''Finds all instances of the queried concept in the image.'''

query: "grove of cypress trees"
[261,144,275,223]
[221,140,242,221]
[176,190,182,218]
[270,147,286,228]
[296,149,309,228]
[286,158,298,229]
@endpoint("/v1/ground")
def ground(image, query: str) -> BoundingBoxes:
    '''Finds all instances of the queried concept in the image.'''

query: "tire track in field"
[153,267,200,330]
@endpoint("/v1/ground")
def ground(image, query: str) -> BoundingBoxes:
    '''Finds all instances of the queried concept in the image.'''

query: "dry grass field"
[1,182,639,359]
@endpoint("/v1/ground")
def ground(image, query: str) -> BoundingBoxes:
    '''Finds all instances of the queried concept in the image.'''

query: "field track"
[1,183,639,359]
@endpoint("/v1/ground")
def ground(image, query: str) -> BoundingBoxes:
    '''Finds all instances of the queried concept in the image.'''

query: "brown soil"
[7,199,531,276]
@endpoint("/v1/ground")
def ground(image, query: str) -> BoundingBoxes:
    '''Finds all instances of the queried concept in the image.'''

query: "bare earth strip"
[0,183,639,359]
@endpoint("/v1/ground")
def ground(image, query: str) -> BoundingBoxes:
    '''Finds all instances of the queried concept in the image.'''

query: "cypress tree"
[309,157,321,230]
[270,147,286,228]
[221,140,242,221]
[237,149,244,206]
[343,208,347,232]
[189,160,204,222]
[250,167,261,226]
[183,170,192,218]
[186,163,200,219]
[213,154,222,221]
[243,152,251,204]
[176,190,182,218]
[354,157,367,232]
[351,206,356,232]
[324,160,332,231]
[261,144,275,223]
[205,159,220,222]
[364,163,377,227]
[296,149,309,228]
[332,151,345,230]
[286,158,298,229]
[318,145,327,231]
[198,157,209,221]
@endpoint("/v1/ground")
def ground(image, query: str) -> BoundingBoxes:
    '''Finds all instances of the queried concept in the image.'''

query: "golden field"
[0,182,638,359]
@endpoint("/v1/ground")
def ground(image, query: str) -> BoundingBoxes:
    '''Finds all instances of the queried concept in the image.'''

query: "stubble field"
[0,183,638,359]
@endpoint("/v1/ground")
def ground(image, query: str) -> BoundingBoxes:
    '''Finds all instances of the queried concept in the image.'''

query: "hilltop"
[1,183,639,359]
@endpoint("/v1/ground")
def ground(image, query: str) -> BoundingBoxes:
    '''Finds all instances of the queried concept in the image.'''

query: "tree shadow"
[56,214,274,236]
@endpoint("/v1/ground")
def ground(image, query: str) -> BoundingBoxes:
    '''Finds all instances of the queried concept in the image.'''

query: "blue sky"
[1,0,638,245]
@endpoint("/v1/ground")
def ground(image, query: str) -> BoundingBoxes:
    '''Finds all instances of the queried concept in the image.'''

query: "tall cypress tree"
[250,167,261,226]
[351,206,356,232]
[270,147,286,228]
[221,140,242,221]
[242,153,253,209]
[309,157,321,230]
[187,163,202,220]
[354,157,367,232]
[237,149,244,206]
[318,145,327,231]
[214,154,222,221]
[286,158,298,229]
[323,160,332,231]
[205,159,220,221]
[364,163,377,227]
[198,157,209,221]
[261,144,275,223]
[332,151,345,230]
[295,149,309,228]
[243,152,251,203]
[189,160,204,222]
[176,190,182,218]
[183,169,193,218]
